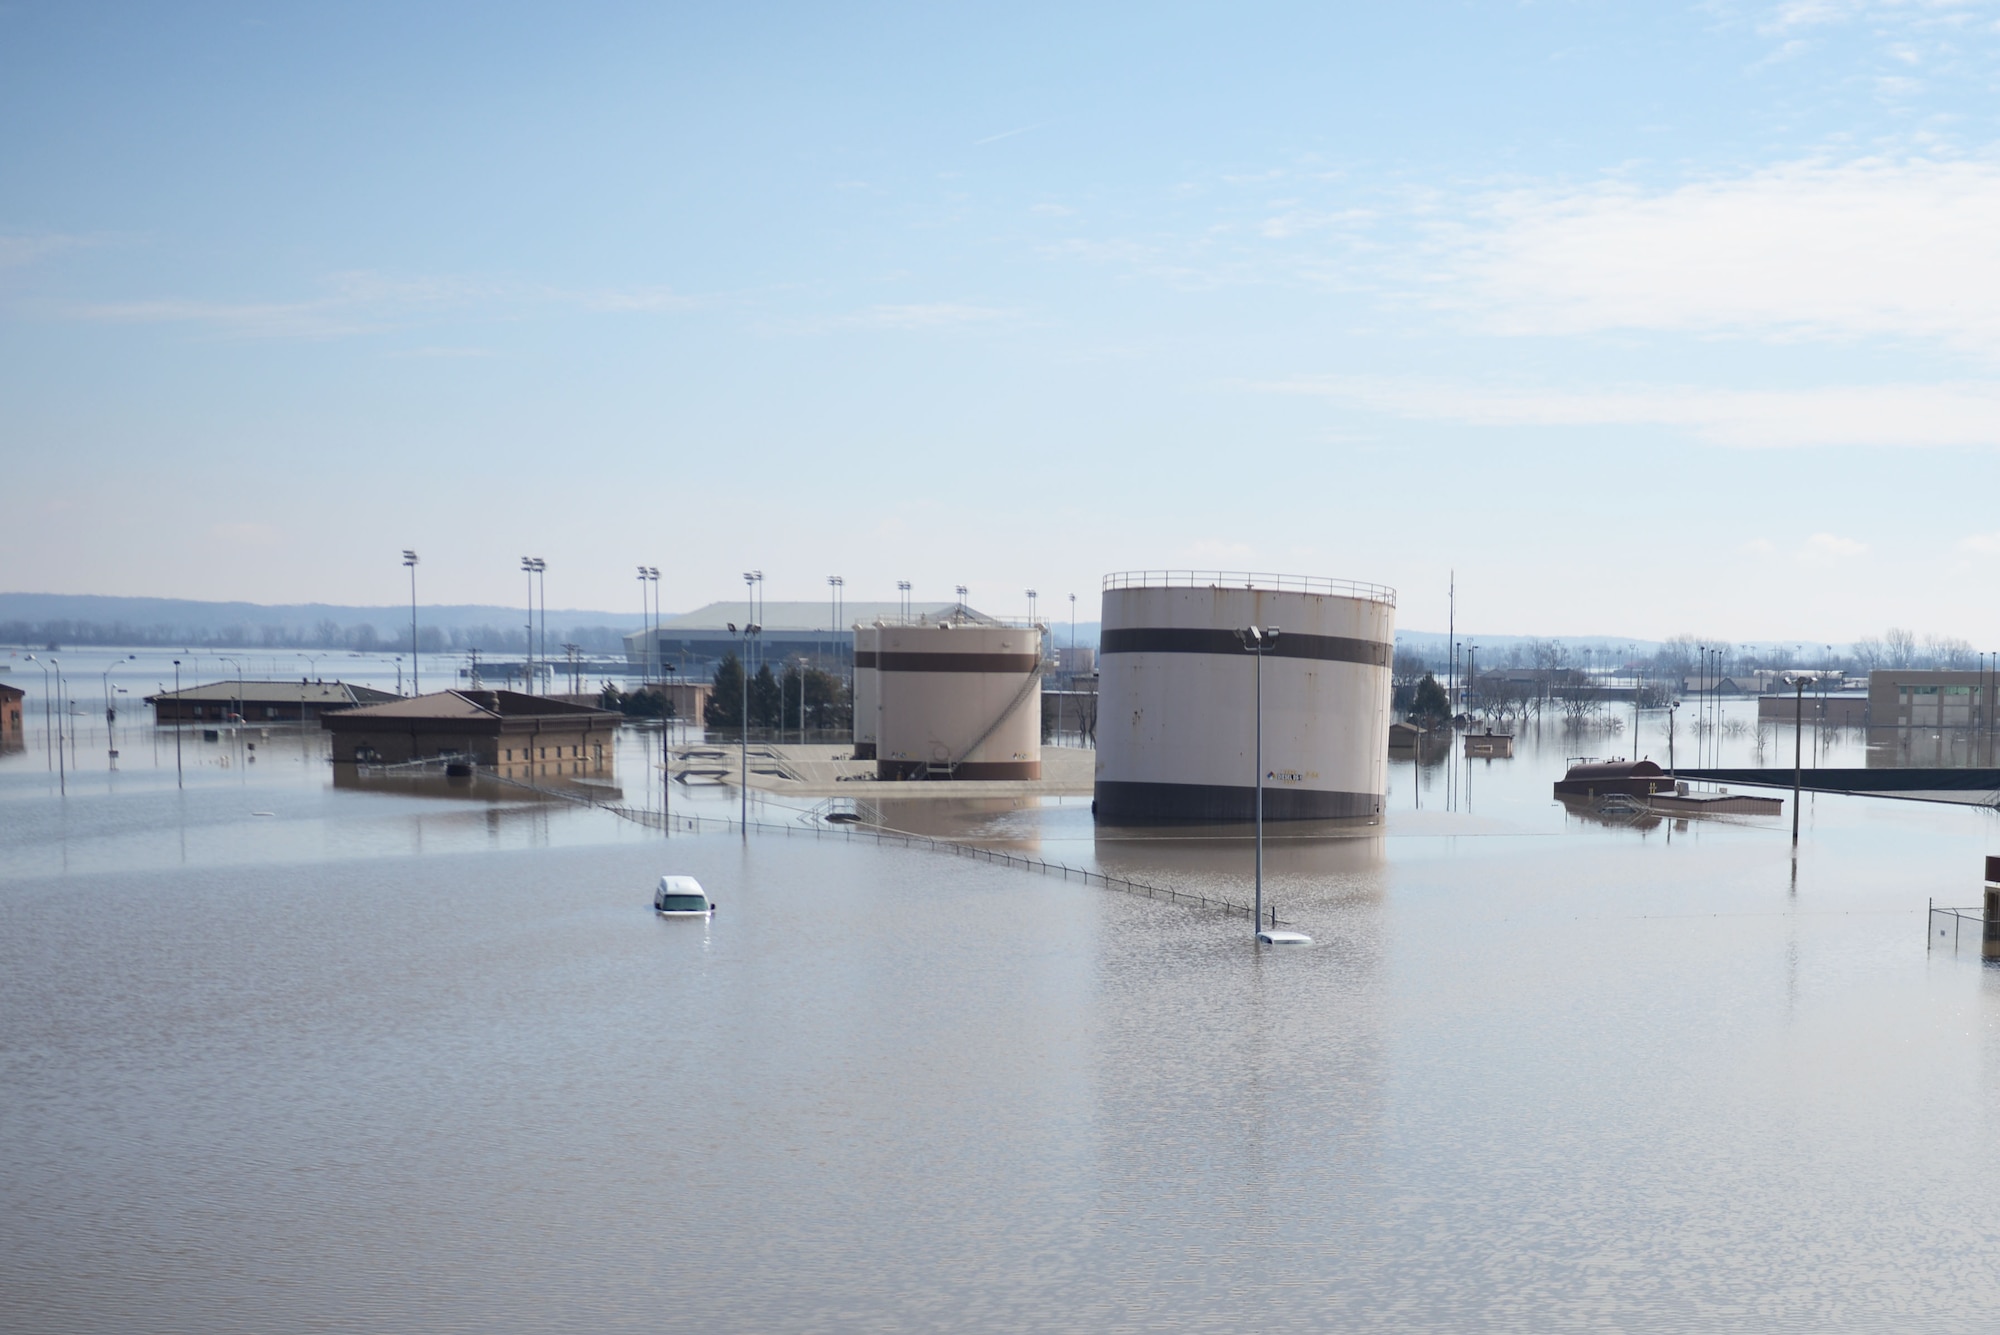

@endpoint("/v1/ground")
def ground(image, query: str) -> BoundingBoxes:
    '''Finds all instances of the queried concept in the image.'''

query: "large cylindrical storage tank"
[1094,572,1396,823]
[877,622,1042,780]
[851,624,880,760]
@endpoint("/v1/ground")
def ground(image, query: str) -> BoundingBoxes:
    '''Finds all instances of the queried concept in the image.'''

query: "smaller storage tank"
[851,624,880,760]
[877,621,1042,780]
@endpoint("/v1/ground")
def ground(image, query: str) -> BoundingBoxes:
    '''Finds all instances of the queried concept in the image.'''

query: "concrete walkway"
[675,742,1095,798]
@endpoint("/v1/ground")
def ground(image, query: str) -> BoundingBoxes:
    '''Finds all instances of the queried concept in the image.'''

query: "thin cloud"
[1956,532,2000,555]
[973,124,1040,146]
[1444,157,2000,356]
[0,232,94,269]
[1255,374,2000,448]
[1797,532,1867,565]
[575,285,694,312]
[63,270,494,339]
[776,303,1022,334]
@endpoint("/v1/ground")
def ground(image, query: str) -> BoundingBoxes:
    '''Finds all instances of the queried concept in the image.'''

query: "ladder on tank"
[926,664,1043,779]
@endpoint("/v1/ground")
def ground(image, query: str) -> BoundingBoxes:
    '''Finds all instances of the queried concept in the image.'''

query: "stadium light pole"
[520,557,536,694]
[403,550,420,694]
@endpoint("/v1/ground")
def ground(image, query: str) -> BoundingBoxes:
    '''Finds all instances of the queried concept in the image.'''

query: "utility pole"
[403,549,420,694]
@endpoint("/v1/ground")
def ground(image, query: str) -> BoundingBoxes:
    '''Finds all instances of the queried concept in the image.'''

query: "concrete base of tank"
[683,743,1093,798]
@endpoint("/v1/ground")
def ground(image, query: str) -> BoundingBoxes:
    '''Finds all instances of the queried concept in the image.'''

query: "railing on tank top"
[1101,570,1397,605]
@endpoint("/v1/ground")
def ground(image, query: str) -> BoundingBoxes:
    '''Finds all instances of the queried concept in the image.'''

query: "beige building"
[1868,670,1996,730]
[323,690,620,776]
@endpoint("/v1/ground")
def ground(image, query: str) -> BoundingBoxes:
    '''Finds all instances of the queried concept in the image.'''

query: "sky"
[6,0,2000,645]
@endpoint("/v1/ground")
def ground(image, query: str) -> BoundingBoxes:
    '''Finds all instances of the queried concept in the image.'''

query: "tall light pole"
[638,565,661,682]
[101,663,119,765]
[1786,674,1805,849]
[734,611,761,836]
[172,659,183,787]
[26,654,50,771]
[520,557,537,693]
[1026,589,1037,627]
[827,574,844,684]
[537,558,548,685]
[52,658,65,795]
[744,570,764,673]
[897,580,911,625]
[1237,625,1279,940]
[403,549,420,694]
[955,584,968,621]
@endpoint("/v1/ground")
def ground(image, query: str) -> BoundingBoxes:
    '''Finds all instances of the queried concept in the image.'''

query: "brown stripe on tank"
[876,652,1042,673]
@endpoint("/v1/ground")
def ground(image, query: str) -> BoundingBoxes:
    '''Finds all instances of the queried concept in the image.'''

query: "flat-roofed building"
[321,689,619,775]
[0,681,22,751]
[1869,669,1997,730]
[624,600,985,682]
[146,679,399,724]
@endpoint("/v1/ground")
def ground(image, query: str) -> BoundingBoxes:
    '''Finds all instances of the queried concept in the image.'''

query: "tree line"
[703,654,852,731]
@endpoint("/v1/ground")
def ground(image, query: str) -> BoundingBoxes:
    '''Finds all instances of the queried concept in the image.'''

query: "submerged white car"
[654,875,715,918]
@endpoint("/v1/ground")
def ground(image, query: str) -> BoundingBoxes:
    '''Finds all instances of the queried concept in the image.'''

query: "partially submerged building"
[147,679,398,724]
[1868,669,1998,731]
[321,690,619,774]
[0,681,21,752]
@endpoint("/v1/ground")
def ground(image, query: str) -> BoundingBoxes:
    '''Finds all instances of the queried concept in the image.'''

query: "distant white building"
[623,600,994,681]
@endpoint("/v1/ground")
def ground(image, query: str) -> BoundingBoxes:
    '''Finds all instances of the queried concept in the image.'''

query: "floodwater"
[5,669,2000,1331]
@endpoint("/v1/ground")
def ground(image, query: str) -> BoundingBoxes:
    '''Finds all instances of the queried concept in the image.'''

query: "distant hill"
[0,592,646,654]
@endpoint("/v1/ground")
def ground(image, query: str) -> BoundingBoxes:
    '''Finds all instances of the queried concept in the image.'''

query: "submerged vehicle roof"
[657,875,706,895]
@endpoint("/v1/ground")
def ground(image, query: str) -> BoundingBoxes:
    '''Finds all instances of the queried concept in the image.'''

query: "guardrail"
[1102,570,1396,605]
[479,764,1285,924]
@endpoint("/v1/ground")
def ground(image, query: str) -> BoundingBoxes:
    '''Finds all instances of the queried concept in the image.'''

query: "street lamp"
[896,580,911,625]
[955,585,968,621]
[827,574,845,685]
[1783,674,1805,849]
[731,613,761,836]
[172,659,183,787]
[743,571,763,673]
[1026,589,1037,626]
[1236,626,1307,946]
[403,550,420,694]
[25,654,50,772]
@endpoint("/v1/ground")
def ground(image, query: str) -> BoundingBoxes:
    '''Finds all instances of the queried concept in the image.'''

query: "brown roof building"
[321,689,620,776]
[146,679,400,723]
